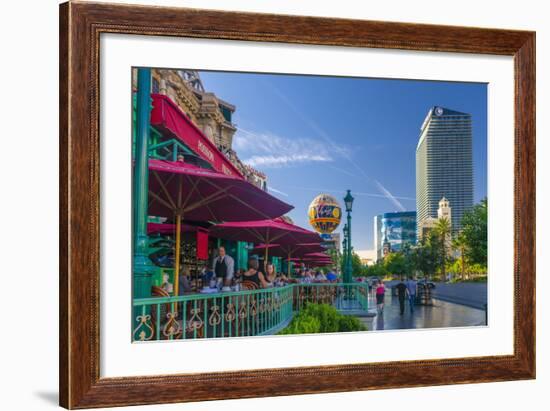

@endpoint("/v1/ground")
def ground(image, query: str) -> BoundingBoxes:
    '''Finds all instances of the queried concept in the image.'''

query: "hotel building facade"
[416,106,473,239]
[374,211,417,261]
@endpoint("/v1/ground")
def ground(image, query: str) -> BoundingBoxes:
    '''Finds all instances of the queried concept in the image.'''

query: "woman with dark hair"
[242,257,270,288]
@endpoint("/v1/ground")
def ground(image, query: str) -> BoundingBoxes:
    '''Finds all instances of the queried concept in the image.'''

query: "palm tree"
[435,218,451,282]
[452,232,468,281]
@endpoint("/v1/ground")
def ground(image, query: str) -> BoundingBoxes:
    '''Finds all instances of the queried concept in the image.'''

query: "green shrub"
[278,303,367,335]
[279,313,321,335]
[338,315,366,332]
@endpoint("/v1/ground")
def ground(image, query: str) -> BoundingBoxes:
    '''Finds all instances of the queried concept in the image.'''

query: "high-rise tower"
[416,106,473,239]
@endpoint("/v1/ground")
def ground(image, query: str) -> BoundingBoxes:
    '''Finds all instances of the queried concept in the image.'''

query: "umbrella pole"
[287,252,291,277]
[173,213,182,298]
[264,243,268,271]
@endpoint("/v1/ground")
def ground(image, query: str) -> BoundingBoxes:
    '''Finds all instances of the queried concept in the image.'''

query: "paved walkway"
[384,281,487,310]
[364,291,486,331]
[430,282,487,310]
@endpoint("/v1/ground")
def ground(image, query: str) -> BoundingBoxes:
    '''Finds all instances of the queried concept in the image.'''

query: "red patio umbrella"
[147,159,293,295]
[252,242,327,275]
[210,218,321,269]
[286,258,333,270]
[252,243,326,258]
[302,252,332,260]
[308,261,333,267]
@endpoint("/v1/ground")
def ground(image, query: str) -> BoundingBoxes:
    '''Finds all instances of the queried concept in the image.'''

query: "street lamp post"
[343,190,354,283]
[342,231,348,277]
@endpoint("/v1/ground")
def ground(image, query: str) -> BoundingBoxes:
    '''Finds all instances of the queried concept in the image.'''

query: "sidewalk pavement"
[364,291,486,331]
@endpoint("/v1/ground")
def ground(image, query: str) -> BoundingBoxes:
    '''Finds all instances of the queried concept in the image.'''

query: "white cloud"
[246,153,331,167]
[233,128,337,168]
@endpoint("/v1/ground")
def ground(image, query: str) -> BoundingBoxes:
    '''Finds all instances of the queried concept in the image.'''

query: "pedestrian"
[376,281,386,313]
[406,276,418,313]
[212,246,235,287]
[395,277,408,315]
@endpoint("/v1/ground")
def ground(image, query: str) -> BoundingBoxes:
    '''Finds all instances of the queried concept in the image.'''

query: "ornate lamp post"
[343,190,354,283]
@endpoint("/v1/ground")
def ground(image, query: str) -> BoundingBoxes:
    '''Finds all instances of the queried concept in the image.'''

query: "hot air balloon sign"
[308,194,342,234]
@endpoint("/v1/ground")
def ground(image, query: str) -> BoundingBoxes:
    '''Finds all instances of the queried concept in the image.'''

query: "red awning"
[150,94,243,178]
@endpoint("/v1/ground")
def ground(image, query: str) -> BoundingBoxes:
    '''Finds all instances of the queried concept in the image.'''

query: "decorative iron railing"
[133,283,369,342]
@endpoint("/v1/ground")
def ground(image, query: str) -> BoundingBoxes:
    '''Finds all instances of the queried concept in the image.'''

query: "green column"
[342,236,347,279]
[133,68,154,310]
[345,211,352,283]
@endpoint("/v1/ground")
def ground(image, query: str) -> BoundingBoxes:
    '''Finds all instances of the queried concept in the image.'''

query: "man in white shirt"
[212,246,235,286]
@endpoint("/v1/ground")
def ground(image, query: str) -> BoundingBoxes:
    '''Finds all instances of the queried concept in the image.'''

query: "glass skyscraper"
[374,211,417,261]
[416,106,473,238]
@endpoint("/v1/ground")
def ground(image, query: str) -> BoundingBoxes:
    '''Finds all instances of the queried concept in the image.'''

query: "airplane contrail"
[373,180,407,211]
[266,82,407,211]
[288,186,415,201]
[268,186,289,197]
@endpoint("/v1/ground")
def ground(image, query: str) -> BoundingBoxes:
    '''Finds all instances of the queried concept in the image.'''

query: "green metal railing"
[293,283,369,312]
[133,283,369,341]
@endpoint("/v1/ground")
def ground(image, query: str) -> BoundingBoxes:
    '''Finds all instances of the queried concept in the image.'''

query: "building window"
[219,104,232,123]
[152,78,160,94]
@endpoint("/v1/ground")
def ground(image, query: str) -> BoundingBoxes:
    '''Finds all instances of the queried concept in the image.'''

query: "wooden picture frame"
[59,1,535,408]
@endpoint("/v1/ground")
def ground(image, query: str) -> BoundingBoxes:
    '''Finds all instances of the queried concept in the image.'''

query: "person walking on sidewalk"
[406,276,418,313]
[395,277,408,315]
[375,281,386,313]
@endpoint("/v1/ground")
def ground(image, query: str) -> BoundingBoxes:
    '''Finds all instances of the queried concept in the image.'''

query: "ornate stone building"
[150,69,236,149]
[137,68,268,189]
[418,197,453,249]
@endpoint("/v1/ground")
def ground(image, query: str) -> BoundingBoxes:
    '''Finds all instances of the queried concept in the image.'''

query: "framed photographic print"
[59,1,535,409]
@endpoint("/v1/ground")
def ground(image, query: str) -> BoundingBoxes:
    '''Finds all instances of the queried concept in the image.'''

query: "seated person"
[301,270,314,283]
[234,269,244,281]
[200,265,216,287]
[242,257,270,288]
[178,270,193,295]
[326,272,338,283]
[160,272,174,294]
[264,263,277,286]
[314,270,327,282]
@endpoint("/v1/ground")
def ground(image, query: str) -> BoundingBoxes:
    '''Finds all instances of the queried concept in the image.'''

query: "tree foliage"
[410,232,443,279]
[363,262,387,278]
[341,251,365,277]
[383,252,407,276]
[361,199,487,282]
[434,217,452,281]
[460,198,488,266]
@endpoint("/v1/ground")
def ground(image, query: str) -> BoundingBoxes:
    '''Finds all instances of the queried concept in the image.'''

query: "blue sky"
[199,71,487,251]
